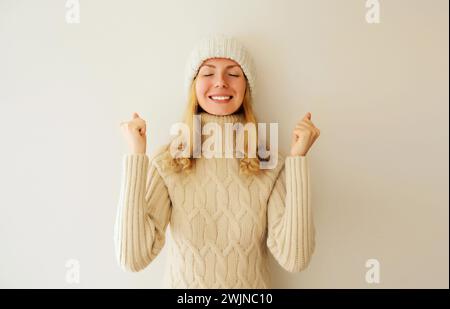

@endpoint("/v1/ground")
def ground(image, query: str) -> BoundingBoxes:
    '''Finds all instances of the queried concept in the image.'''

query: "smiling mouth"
[208,96,233,103]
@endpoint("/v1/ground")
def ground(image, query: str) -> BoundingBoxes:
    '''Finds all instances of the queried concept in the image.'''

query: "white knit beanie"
[184,34,256,101]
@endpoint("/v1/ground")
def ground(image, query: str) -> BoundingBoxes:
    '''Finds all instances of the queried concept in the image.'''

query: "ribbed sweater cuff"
[122,154,149,188]
[285,155,308,173]
[285,155,311,271]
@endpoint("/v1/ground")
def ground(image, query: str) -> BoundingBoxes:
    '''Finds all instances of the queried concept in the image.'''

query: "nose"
[213,74,228,88]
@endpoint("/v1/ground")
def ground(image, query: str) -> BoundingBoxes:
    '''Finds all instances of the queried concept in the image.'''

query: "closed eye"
[202,74,240,77]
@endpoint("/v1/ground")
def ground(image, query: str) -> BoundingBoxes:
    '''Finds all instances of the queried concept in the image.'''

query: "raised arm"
[114,153,172,272]
[266,156,315,272]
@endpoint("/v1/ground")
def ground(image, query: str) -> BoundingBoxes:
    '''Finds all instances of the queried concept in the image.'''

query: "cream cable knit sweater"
[114,112,316,288]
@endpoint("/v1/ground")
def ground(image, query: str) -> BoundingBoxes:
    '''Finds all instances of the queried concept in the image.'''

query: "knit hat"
[184,34,256,101]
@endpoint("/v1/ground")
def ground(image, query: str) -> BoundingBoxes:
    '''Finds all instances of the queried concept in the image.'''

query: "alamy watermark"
[365,0,380,24]
[65,258,80,284]
[365,258,380,284]
[169,114,279,169]
[65,0,80,24]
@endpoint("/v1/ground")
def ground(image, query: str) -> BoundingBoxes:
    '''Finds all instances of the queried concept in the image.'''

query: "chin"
[200,102,239,115]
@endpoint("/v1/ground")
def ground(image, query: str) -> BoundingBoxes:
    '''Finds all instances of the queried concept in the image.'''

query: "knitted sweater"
[114,112,315,288]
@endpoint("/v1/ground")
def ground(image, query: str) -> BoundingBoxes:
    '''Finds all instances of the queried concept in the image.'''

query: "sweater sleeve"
[266,155,316,272]
[114,153,172,272]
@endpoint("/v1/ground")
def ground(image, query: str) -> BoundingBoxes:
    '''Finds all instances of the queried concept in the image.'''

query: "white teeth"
[210,96,231,100]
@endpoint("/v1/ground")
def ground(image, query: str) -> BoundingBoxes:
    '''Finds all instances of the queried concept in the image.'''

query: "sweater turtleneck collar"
[194,111,247,158]
[198,111,246,127]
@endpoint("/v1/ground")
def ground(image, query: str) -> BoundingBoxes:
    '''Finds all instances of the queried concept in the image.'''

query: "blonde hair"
[161,78,263,176]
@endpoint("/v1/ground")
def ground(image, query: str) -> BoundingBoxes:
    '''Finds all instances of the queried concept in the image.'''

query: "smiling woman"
[115,34,319,289]
[195,58,248,116]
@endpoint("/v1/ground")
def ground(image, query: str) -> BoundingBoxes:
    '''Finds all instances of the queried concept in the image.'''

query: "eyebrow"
[200,64,240,69]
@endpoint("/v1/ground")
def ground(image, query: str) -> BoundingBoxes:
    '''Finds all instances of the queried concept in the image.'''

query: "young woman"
[115,34,320,288]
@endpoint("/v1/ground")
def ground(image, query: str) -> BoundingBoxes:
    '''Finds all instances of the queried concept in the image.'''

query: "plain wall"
[0,0,448,288]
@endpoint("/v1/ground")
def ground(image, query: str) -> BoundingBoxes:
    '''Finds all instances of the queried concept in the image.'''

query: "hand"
[120,112,147,154]
[290,112,320,156]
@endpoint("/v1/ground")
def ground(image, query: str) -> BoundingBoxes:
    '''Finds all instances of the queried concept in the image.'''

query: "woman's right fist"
[120,112,147,154]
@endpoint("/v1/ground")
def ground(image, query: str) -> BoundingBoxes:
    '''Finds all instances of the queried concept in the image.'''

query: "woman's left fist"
[290,112,320,156]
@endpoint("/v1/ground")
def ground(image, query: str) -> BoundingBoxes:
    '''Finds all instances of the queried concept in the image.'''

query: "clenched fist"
[120,112,147,154]
[290,112,320,156]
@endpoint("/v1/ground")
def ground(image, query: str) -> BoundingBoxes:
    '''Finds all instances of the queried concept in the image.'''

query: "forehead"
[201,57,240,68]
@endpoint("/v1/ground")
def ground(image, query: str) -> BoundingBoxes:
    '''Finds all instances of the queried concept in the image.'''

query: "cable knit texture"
[114,112,316,288]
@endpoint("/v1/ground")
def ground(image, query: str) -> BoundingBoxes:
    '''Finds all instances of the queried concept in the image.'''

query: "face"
[195,58,247,116]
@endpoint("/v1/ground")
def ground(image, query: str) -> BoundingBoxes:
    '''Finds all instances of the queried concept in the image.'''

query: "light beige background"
[0,0,448,288]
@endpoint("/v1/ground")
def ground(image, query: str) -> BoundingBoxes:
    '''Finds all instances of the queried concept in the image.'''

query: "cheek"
[232,79,247,97]
[195,80,210,97]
